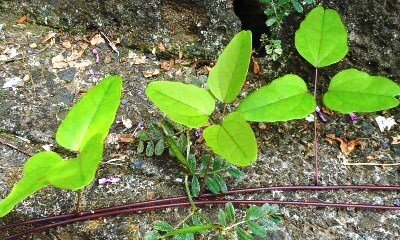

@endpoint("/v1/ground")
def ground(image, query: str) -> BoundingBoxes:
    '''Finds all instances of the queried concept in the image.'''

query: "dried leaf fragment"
[18,16,28,24]
[252,58,260,75]
[326,134,365,156]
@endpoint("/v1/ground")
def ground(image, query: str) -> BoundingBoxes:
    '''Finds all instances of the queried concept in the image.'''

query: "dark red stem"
[3,198,400,240]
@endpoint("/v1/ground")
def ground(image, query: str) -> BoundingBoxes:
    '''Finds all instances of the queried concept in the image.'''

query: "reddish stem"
[3,198,400,240]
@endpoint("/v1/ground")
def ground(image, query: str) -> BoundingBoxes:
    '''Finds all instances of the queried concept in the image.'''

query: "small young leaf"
[237,75,316,122]
[246,206,263,221]
[165,136,189,169]
[188,155,197,174]
[295,6,348,68]
[205,177,220,194]
[146,141,155,157]
[305,0,313,4]
[212,156,223,171]
[191,176,200,198]
[203,112,257,167]
[214,174,228,193]
[247,221,267,238]
[236,228,254,240]
[161,120,175,136]
[137,140,145,153]
[200,155,211,175]
[177,134,187,152]
[146,81,215,128]
[227,167,246,181]
[266,17,276,26]
[323,69,400,113]
[218,209,227,227]
[154,221,174,232]
[208,30,252,103]
[192,215,202,226]
[144,230,161,240]
[137,130,151,141]
[56,76,122,151]
[225,202,236,223]
[154,139,165,156]
[150,123,163,140]
[291,0,303,12]
[163,225,217,238]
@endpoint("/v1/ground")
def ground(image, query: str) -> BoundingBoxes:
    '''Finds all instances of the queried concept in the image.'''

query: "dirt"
[0,1,399,240]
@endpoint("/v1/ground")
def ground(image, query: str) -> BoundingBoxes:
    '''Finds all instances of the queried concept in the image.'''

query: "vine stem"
[1,185,399,232]
[313,67,320,185]
[3,198,400,240]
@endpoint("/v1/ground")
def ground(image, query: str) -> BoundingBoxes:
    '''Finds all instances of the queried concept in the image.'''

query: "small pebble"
[258,122,267,129]
[29,43,37,48]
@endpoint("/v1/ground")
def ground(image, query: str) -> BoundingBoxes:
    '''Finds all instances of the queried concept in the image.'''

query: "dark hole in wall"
[233,0,270,56]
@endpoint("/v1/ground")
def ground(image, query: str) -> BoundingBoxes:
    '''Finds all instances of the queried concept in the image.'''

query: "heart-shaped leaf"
[203,112,257,167]
[323,69,400,113]
[208,30,252,103]
[47,134,103,190]
[146,81,215,128]
[237,74,316,122]
[295,6,348,68]
[56,75,122,152]
[0,152,62,217]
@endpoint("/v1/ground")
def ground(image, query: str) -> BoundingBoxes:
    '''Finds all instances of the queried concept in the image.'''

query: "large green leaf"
[0,135,104,217]
[323,69,400,113]
[208,30,252,103]
[0,152,62,217]
[203,112,257,167]
[47,134,103,190]
[56,75,122,151]
[295,6,348,68]
[237,74,316,122]
[146,81,215,128]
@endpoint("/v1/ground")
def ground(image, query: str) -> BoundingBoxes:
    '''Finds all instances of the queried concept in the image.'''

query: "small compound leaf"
[144,230,161,240]
[47,134,103,190]
[137,140,145,153]
[237,75,316,122]
[214,174,228,193]
[247,221,267,238]
[0,152,62,217]
[146,81,215,128]
[208,31,252,103]
[137,130,151,141]
[323,69,400,113]
[212,156,224,171]
[188,155,197,174]
[205,177,220,194]
[154,221,174,232]
[218,209,227,227]
[150,123,163,140]
[246,205,263,221]
[237,227,254,240]
[146,141,155,157]
[56,76,122,151]
[154,139,165,156]
[291,0,303,12]
[295,6,348,68]
[203,112,257,167]
[191,176,200,198]
[227,167,246,181]
[200,155,211,175]
[225,202,236,223]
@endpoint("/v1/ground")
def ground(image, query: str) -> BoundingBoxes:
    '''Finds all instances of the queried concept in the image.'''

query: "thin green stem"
[223,220,247,232]
[313,68,320,185]
[184,175,196,209]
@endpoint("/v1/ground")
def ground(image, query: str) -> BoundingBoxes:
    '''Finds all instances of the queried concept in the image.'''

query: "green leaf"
[154,221,174,232]
[295,6,348,68]
[212,156,224,171]
[203,112,257,167]
[56,76,122,151]
[236,228,254,240]
[150,123,163,140]
[146,141,155,157]
[137,130,151,141]
[323,69,400,113]
[218,209,227,227]
[165,136,189,169]
[207,30,252,103]
[227,167,246,181]
[247,221,267,238]
[154,139,165,156]
[246,206,263,221]
[225,202,236,223]
[200,155,211,175]
[291,0,303,12]
[237,75,316,122]
[163,225,217,238]
[188,155,197,174]
[205,177,220,194]
[191,176,200,198]
[144,230,161,240]
[266,18,276,26]
[0,152,62,217]
[46,134,103,190]
[214,174,228,193]
[137,140,145,153]
[146,81,215,128]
